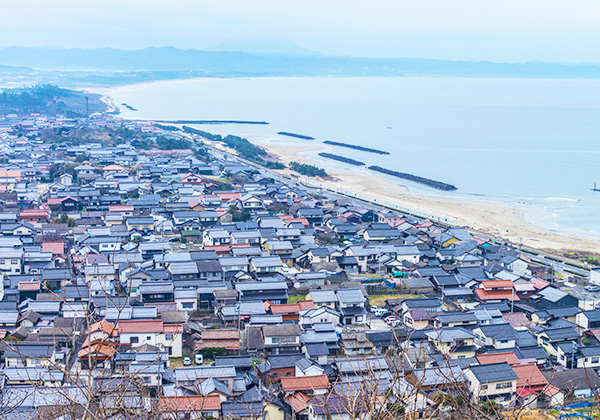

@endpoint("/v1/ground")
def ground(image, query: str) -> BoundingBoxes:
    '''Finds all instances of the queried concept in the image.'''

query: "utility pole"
[85,96,89,119]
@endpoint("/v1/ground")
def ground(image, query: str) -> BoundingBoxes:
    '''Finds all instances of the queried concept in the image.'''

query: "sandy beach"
[262,143,600,256]
[89,83,600,256]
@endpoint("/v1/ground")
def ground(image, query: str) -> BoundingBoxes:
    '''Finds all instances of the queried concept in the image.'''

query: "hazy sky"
[2,1,600,62]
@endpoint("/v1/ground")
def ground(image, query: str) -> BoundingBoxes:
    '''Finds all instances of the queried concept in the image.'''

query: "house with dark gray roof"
[464,362,518,402]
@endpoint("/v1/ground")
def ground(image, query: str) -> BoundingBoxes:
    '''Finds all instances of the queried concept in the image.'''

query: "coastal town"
[0,109,599,420]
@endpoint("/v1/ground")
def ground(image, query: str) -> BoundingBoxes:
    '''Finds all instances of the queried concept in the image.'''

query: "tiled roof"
[512,363,548,388]
[476,352,520,365]
[280,374,330,392]
[159,395,221,412]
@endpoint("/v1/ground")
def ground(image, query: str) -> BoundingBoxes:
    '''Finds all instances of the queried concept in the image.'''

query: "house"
[474,280,519,303]
[262,324,301,355]
[577,346,600,369]
[19,209,50,223]
[195,330,241,354]
[280,374,330,396]
[298,306,341,329]
[174,365,237,394]
[406,365,466,393]
[543,368,600,399]
[0,249,24,274]
[340,330,375,356]
[535,287,578,310]
[140,281,175,304]
[306,289,337,308]
[464,362,518,403]
[473,324,518,349]
[118,319,183,357]
[257,353,311,382]
[403,309,431,330]
[536,326,580,360]
[425,327,477,359]
[402,277,435,295]
[263,240,294,266]
[297,208,324,226]
[4,366,64,387]
[336,288,367,326]
[293,272,328,289]
[576,309,600,330]
[249,256,285,275]
[235,281,289,304]
[125,216,155,231]
[435,311,478,329]
[159,395,221,420]
[174,289,198,311]
[3,343,56,368]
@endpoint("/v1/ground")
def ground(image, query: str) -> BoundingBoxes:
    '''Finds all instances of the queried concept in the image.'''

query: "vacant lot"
[368,294,421,306]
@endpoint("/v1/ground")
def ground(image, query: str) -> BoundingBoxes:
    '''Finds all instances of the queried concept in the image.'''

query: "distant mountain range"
[2,46,600,87]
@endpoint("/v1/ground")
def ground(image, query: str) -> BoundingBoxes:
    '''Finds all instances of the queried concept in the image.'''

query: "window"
[146,336,152,341]
[281,336,295,343]
[592,357,599,364]
[0,260,5,264]
[143,376,151,383]
[482,385,488,390]
[10,260,18,265]
[271,337,280,344]
[496,382,512,390]
[182,302,194,309]
[165,334,174,340]
[130,337,139,344]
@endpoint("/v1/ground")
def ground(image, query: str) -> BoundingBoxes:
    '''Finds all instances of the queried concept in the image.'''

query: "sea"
[109,76,600,238]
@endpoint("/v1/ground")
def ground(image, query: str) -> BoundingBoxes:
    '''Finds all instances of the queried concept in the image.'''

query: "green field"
[288,295,307,304]
[369,294,421,306]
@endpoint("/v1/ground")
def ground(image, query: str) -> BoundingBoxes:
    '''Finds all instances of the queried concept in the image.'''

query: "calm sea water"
[110,77,600,238]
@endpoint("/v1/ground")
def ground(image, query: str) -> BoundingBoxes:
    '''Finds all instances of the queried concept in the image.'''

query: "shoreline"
[261,142,600,255]
[89,84,600,255]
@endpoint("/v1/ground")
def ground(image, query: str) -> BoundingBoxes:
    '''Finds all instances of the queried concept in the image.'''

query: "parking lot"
[369,314,393,330]
[562,282,600,310]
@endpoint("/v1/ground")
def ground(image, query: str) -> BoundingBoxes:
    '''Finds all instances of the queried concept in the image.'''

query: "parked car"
[195,354,204,365]
[586,285,600,292]
[183,357,191,366]
[384,316,397,324]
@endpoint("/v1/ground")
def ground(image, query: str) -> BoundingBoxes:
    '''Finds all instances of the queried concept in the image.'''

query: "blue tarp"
[564,403,593,409]
[558,414,592,420]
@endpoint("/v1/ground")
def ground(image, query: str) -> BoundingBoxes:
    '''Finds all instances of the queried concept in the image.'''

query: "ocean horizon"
[108,76,600,239]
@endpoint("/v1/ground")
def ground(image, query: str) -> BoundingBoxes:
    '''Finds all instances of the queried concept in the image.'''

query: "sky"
[2,0,600,63]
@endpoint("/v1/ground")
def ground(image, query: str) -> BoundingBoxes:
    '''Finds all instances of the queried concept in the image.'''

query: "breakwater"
[122,103,137,111]
[368,165,457,191]
[156,120,268,125]
[318,152,365,166]
[278,132,315,140]
[323,140,389,155]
